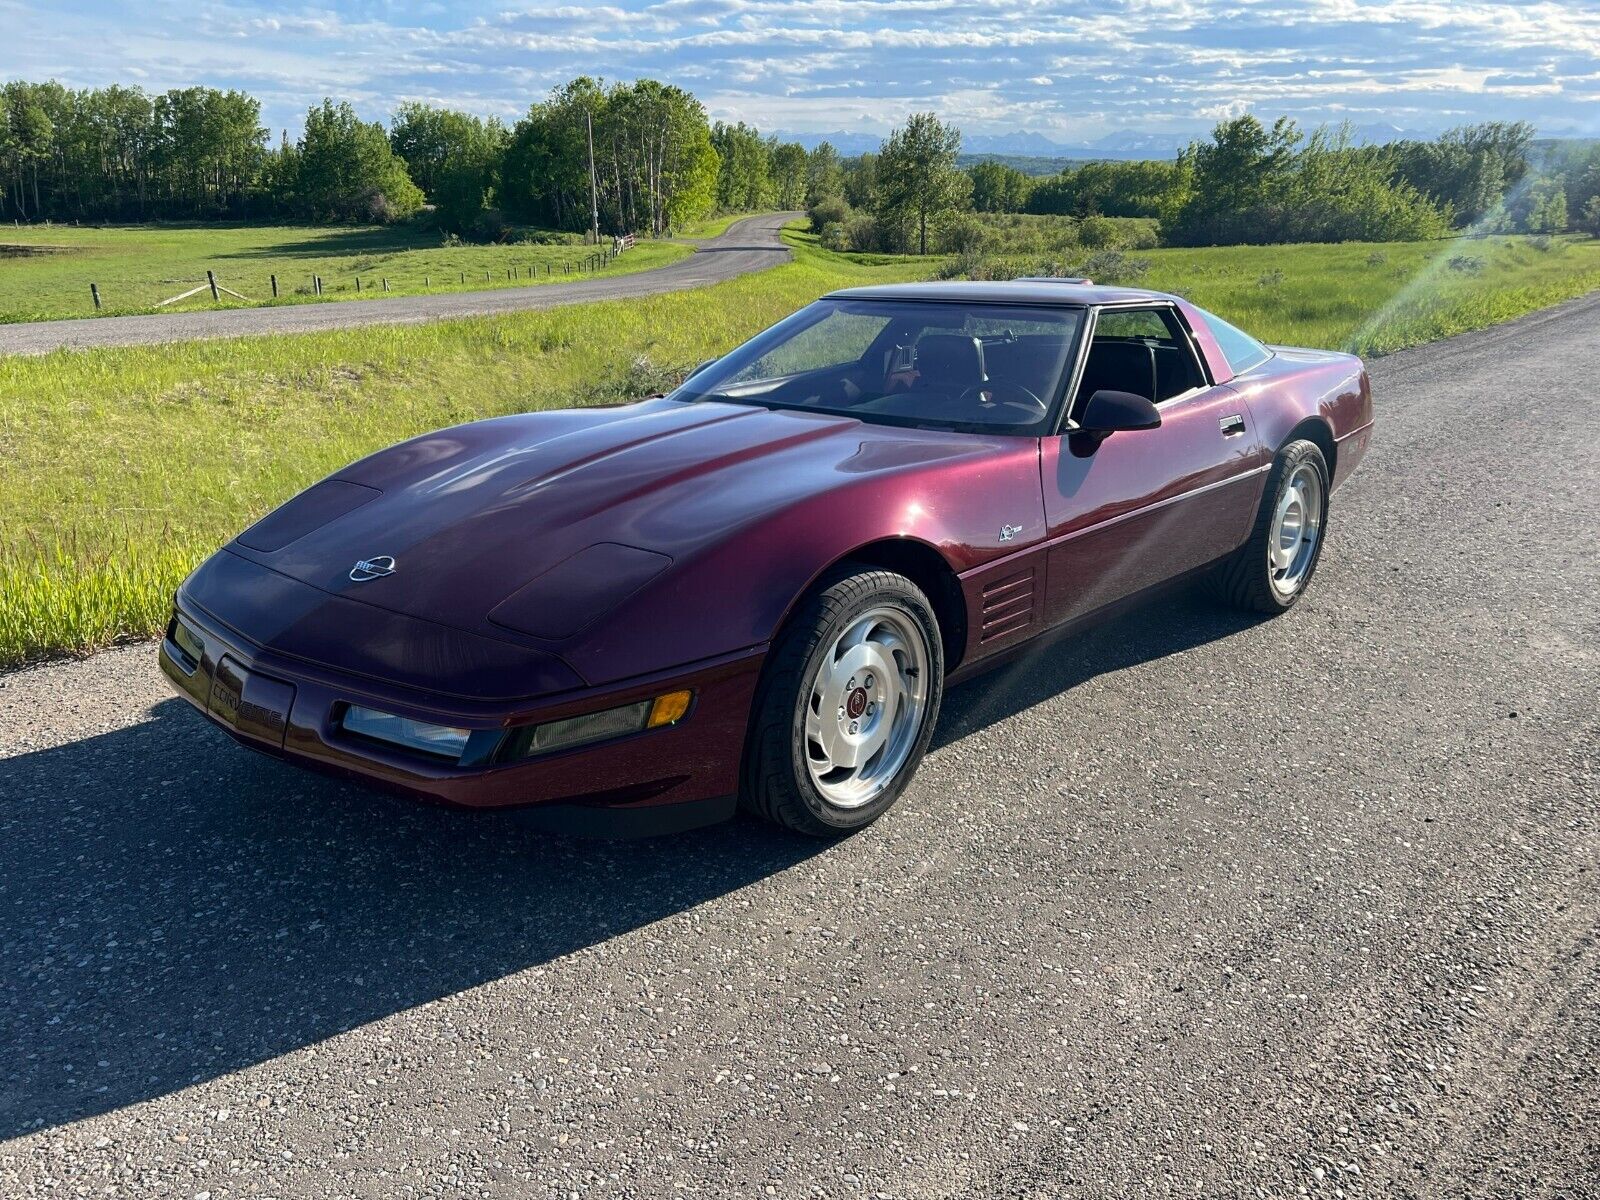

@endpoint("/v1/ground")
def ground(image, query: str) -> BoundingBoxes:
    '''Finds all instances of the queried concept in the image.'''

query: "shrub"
[1257,269,1285,288]
[1448,254,1486,273]
[1074,249,1151,284]
[818,221,852,252]
[843,211,884,252]
[1077,214,1121,249]
[808,195,850,233]
[936,213,991,255]
[1580,196,1600,238]
[468,208,512,243]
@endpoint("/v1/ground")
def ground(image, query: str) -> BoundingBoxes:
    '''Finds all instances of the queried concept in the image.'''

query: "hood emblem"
[349,555,397,582]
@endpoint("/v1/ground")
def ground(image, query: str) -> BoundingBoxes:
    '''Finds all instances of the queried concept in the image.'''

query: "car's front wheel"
[742,566,944,836]
[1212,438,1330,613]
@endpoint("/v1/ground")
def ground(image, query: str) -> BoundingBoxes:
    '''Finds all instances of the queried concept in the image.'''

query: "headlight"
[343,706,471,759]
[501,690,694,760]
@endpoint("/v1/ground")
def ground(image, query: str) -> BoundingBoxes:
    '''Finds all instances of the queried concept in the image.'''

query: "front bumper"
[158,599,764,836]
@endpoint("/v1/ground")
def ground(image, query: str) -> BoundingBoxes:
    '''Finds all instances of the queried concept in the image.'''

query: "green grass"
[941,231,1600,356]
[1133,235,1600,356]
[0,221,692,322]
[2,227,1597,668]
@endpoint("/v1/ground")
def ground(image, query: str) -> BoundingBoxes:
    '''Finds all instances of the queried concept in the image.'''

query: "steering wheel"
[958,380,1047,422]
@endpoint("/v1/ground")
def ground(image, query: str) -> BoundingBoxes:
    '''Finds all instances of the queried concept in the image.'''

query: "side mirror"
[1077,389,1161,440]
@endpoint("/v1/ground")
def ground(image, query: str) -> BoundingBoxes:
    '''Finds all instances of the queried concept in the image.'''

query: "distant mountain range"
[774,123,1418,161]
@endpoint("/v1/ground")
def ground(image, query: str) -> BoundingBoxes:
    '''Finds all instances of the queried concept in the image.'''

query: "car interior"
[686,301,1208,432]
[1070,307,1206,412]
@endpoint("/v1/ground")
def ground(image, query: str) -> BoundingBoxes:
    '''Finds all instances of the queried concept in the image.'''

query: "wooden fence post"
[460,271,465,284]
[270,274,278,298]
[382,278,388,291]
[355,277,361,292]
[90,283,101,310]
[207,270,219,301]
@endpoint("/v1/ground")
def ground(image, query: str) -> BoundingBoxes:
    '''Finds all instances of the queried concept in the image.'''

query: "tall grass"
[2,229,1596,668]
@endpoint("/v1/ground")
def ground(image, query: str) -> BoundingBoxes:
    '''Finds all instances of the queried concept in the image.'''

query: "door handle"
[1220,414,1246,437]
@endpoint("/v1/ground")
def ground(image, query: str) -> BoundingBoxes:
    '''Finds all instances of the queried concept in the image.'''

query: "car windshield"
[670,299,1084,433]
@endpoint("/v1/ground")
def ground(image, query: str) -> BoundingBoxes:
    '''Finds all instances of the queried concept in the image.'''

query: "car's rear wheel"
[1211,438,1329,613]
[742,567,943,836]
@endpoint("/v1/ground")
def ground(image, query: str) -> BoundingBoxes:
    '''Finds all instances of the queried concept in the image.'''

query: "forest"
[3,76,1597,250]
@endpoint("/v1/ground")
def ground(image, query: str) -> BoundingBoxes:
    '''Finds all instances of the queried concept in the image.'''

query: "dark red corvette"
[161,281,1372,836]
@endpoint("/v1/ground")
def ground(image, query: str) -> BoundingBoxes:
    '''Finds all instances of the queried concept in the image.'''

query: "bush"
[818,221,852,252]
[1077,214,1121,249]
[468,208,513,243]
[1257,269,1285,288]
[938,248,1151,285]
[808,195,850,233]
[1580,196,1600,238]
[1074,249,1152,285]
[1448,254,1486,273]
[845,212,885,252]
[934,247,989,280]
[936,213,991,255]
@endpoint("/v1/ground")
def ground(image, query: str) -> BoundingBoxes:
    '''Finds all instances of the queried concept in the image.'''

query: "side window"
[1074,306,1204,407]
[1095,310,1170,341]
[1199,308,1272,375]
[729,310,890,383]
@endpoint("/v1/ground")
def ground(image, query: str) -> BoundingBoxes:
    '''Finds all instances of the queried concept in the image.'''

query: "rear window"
[1199,308,1272,374]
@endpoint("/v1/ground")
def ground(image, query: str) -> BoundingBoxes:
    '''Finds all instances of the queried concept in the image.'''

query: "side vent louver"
[980,568,1034,642]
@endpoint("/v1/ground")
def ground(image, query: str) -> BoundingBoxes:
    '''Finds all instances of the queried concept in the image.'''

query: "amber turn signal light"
[648,690,693,727]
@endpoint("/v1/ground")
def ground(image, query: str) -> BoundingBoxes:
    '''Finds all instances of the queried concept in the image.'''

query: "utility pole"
[586,109,601,246]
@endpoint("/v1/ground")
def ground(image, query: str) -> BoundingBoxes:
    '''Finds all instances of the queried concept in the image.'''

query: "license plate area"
[208,656,296,748]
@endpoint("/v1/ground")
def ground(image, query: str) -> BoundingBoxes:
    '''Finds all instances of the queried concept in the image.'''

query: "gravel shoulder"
[1,291,1596,1197]
[0,213,799,356]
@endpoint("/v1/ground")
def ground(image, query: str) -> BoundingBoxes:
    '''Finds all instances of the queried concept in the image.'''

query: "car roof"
[822,280,1181,307]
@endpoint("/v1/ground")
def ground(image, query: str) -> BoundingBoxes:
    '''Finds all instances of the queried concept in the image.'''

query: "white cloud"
[5,0,1596,140]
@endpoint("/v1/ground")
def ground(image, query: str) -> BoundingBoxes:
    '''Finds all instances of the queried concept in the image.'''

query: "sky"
[5,0,1598,145]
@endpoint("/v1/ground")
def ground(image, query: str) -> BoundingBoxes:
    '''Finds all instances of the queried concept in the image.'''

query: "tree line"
[5,75,1597,248]
[807,114,1600,255]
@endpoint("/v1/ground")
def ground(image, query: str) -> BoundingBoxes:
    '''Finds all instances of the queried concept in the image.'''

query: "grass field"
[0,222,693,322]
[2,227,1597,667]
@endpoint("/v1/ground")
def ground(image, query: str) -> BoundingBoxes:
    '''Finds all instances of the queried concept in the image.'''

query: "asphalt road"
[2,291,1597,1197]
[0,212,798,356]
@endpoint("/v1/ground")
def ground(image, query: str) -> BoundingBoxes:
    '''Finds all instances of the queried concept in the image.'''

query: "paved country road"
[0,212,798,356]
[2,292,1596,1198]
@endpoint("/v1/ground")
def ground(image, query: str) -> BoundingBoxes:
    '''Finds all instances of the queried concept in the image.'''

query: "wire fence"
[75,232,643,314]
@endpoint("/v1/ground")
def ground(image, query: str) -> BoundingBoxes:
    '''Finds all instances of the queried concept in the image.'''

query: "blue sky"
[5,1,1597,143]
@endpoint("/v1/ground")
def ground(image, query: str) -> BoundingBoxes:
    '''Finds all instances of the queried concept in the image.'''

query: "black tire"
[741,565,944,836]
[1210,438,1330,613]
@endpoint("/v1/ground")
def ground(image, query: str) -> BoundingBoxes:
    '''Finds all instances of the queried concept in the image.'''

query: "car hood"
[228,398,992,646]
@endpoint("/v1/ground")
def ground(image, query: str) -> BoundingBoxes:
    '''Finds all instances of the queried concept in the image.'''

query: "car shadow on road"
[933,585,1268,750]
[0,585,1260,1137]
[0,709,823,1138]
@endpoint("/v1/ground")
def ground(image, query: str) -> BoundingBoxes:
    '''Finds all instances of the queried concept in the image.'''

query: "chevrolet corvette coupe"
[161,281,1373,836]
